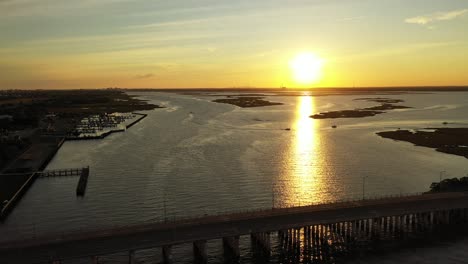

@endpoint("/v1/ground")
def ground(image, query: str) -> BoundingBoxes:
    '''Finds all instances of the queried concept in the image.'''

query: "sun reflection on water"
[278,95,329,207]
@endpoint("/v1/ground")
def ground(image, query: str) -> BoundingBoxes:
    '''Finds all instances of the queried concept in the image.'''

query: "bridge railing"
[148,191,426,225]
[1,191,429,246]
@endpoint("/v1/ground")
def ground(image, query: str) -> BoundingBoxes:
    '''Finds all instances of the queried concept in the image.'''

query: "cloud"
[0,0,131,17]
[405,9,468,25]
[135,73,155,79]
[337,41,461,61]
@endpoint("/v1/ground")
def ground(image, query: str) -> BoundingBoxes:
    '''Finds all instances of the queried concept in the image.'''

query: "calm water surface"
[1,91,468,263]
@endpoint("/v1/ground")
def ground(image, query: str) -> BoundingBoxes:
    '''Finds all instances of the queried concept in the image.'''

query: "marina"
[67,113,147,140]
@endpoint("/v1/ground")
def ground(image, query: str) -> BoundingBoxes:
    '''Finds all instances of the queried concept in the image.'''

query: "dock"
[38,167,90,196]
[126,112,147,129]
[39,167,88,178]
[76,167,90,196]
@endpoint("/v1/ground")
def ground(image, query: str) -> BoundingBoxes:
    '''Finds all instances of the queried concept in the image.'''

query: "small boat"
[284,128,291,131]
[332,125,337,129]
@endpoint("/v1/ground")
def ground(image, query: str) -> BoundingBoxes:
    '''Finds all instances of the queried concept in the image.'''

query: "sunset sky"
[1,0,467,89]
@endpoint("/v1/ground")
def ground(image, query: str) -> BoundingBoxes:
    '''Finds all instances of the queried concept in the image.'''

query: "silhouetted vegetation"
[310,97,411,119]
[377,128,468,159]
[427,177,468,193]
[213,96,283,108]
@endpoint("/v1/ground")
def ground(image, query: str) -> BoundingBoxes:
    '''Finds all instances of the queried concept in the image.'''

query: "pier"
[1,167,90,220]
[39,167,90,196]
[126,113,147,129]
[1,192,468,263]
[76,167,90,196]
[39,167,89,178]
[1,112,147,220]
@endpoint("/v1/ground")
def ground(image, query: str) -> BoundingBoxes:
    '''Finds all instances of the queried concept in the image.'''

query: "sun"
[290,52,324,85]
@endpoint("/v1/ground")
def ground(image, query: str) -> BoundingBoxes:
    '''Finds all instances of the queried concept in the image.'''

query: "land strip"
[377,128,468,159]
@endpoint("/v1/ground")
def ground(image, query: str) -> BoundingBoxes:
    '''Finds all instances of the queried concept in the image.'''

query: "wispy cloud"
[338,41,462,61]
[0,0,131,17]
[135,73,155,79]
[337,16,366,22]
[405,9,468,26]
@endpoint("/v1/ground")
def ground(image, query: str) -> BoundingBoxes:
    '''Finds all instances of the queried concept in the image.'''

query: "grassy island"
[310,97,411,119]
[212,96,283,108]
[377,128,468,159]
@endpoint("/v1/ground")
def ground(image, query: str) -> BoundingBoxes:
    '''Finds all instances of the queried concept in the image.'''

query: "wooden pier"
[126,113,147,129]
[39,167,91,197]
[39,167,88,178]
[76,167,90,196]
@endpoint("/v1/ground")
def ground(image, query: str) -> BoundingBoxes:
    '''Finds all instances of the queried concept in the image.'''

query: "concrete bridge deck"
[1,192,468,263]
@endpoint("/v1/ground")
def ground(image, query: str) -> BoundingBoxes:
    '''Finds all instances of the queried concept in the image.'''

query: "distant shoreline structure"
[2,86,468,92]
[121,86,468,93]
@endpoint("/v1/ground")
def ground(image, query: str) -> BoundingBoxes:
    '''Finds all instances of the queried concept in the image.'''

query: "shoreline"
[377,128,468,159]
[0,112,148,220]
[310,97,411,119]
[212,96,283,108]
[126,86,468,93]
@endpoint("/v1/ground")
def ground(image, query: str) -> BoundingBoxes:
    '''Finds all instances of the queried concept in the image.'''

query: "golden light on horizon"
[290,52,324,85]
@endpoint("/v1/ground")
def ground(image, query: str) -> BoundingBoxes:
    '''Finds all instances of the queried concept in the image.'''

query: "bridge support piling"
[223,236,240,259]
[251,232,271,256]
[91,256,99,264]
[305,226,311,261]
[295,228,300,257]
[278,230,286,251]
[288,229,293,253]
[427,212,432,231]
[162,245,173,264]
[366,219,371,239]
[193,240,207,263]
[311,225,318,260]
[434,211,440,226]
[383,217,388,236]
[294,228,300,261]
[128,250,136,264]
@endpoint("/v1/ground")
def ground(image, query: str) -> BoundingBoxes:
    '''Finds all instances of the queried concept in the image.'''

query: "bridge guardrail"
[1,191,430,246]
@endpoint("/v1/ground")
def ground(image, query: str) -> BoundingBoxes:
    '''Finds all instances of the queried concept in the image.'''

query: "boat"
[332,125,337,128]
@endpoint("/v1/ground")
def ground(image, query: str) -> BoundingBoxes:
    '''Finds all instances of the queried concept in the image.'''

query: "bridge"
[1,192,468,264]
